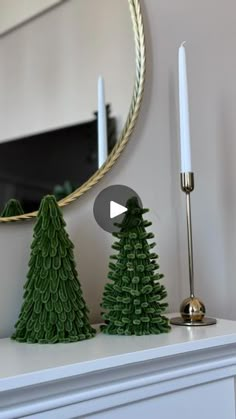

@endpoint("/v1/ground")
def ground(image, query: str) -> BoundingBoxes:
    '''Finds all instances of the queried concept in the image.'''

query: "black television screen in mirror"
[0,106,116,213]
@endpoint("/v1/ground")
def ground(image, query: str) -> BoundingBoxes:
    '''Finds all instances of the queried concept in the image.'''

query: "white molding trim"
[1,317,236,418]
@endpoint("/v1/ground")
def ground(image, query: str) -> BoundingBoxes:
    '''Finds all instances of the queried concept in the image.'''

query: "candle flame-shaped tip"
[181,41,186,48]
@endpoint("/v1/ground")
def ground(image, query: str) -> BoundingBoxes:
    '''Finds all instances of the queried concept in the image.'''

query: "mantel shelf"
[1,314,236,392]
[1,314,236,418]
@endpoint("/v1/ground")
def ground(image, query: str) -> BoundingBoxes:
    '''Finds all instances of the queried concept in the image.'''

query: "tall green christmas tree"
[12,195,96,343]
[101,197,170,336]
[1,199,24,217]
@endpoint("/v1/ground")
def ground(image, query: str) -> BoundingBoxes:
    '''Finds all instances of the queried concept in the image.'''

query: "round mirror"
[0,0,145,222]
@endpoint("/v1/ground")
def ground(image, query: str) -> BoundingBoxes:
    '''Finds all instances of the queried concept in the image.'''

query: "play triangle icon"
[110,201,128,219]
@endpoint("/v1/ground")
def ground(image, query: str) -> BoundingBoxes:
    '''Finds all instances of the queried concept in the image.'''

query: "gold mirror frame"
[0,0,145,223]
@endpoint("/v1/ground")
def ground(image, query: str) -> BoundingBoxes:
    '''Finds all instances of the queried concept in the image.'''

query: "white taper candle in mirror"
[178,42,192,172]
[98,76,108,168]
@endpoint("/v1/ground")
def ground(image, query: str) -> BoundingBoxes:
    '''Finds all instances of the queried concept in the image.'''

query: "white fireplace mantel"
[1,315,236,418]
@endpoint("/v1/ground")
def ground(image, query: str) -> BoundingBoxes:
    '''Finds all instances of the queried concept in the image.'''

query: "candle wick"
[181,41,186,47]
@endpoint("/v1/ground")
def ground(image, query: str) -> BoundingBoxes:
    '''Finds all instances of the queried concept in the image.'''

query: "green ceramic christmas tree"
[1,199,24,217]
[12,195,96,343]
[101,197,170,336]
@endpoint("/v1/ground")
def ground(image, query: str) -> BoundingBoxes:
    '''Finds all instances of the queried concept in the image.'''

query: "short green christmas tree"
[1,199,24,217]
[53,181,76,201]
[12,195,96,343]
[101,197,170,335]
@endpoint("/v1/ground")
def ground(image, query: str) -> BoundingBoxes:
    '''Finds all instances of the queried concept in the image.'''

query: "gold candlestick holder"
[170,172,216,326]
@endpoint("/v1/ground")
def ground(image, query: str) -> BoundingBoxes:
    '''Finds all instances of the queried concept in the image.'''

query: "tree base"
[11,327,96,344]
[101,318,171,336]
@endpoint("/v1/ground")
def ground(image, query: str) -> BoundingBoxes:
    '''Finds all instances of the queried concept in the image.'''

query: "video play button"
[110,201,127,219]
[93,185,142,233]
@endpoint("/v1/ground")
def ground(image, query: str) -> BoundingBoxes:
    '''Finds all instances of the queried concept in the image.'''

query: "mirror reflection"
[0,0,135,214]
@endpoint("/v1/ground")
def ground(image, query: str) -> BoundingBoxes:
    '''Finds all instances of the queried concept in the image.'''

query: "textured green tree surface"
[101,197,171,336]
[12,195,96,343]
[1,199,24,217]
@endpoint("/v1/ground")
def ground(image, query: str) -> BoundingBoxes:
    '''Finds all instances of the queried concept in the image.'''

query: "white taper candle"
[178,42,192,172]
[98,76,108,168]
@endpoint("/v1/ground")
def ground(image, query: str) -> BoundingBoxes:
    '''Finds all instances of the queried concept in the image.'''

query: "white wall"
[0,0,235,337]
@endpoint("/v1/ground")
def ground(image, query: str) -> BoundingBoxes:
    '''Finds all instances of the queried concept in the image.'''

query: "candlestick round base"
[170,317,217,326]
[170,297,217,326]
